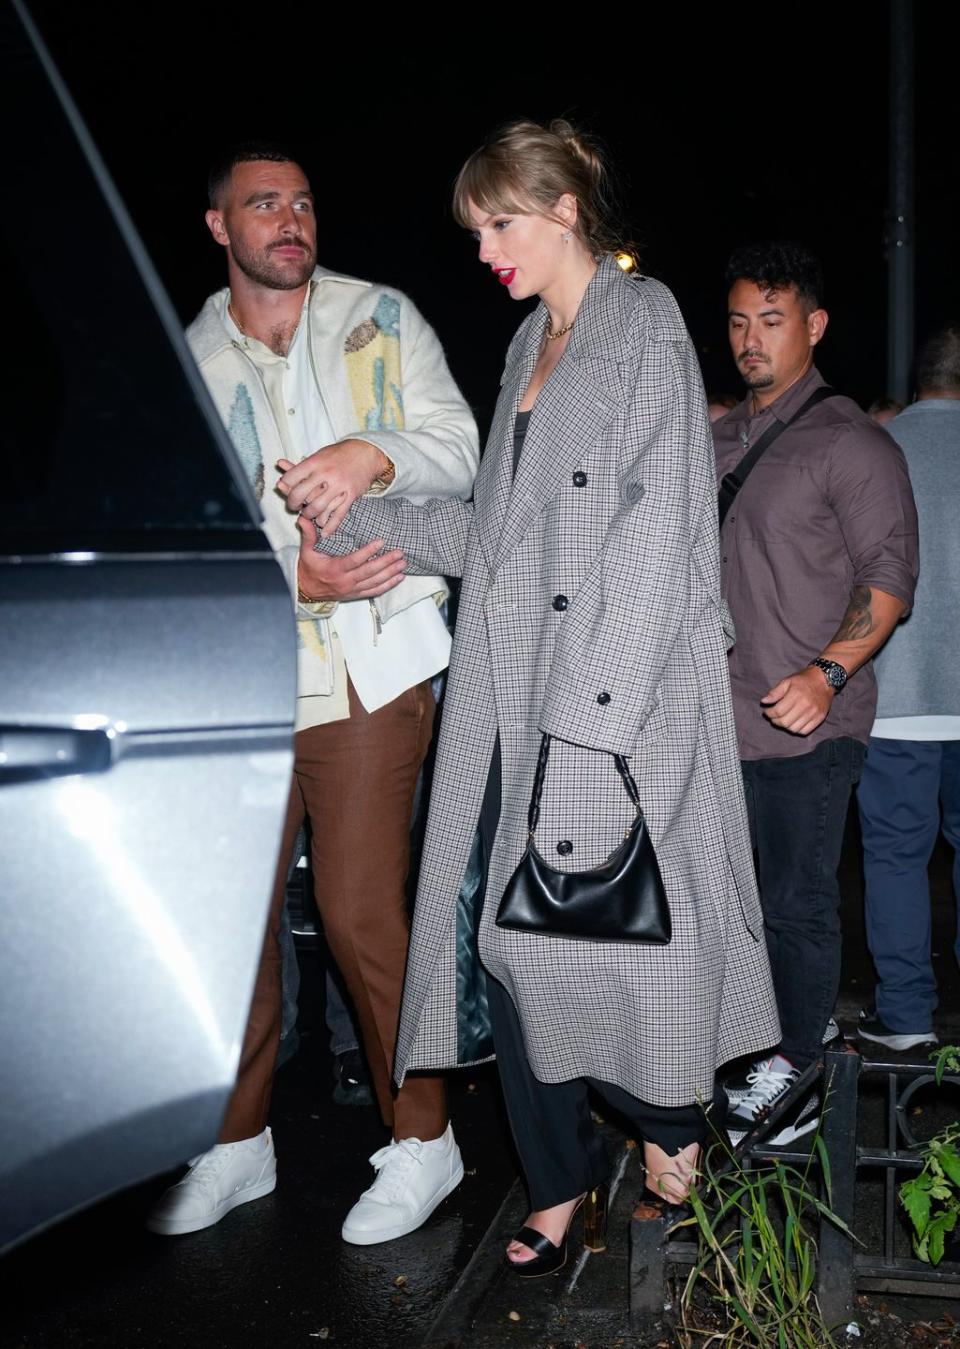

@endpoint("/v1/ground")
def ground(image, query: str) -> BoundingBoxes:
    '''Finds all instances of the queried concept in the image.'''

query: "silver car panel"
[0,5,297,1248]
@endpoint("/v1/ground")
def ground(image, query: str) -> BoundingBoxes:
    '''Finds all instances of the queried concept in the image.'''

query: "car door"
[0,3,296,1249]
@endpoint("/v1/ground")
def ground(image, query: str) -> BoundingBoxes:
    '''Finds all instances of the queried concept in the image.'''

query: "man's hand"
[277,440,392,535]
[296,515,405,602]
[760,667,834,736]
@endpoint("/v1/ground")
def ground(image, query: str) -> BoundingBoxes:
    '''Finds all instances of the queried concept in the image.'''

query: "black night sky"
[28,2,959,433]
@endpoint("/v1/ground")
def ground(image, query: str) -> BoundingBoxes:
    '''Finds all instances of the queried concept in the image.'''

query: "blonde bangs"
[452,154,535,230]
[452,119,627,260]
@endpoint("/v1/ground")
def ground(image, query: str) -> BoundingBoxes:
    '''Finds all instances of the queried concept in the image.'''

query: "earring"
[562,230,572,242]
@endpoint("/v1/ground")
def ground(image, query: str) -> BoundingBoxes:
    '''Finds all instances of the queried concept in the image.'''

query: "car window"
[2,6,262,556]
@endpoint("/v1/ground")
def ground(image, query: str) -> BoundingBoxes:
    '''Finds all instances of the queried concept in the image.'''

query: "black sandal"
[508,1223,569,1279]
[506,1185,608,1279]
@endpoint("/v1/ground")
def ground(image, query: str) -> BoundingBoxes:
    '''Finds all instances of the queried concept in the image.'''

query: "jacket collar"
[186,265,371,366]
[476,256,629,573]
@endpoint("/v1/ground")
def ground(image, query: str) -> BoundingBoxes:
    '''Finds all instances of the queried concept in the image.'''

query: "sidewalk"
[421,826,960,1348]
[423,1007,960,1349]
[424,1130,641,1349]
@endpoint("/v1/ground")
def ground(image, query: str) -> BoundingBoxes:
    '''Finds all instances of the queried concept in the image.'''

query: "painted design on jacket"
[344,295,405,432]
[344,318,377,354]
[297,613,331,666]
[227,382,265,498]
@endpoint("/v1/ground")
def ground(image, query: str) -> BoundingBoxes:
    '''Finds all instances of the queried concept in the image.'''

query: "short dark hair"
[725,240,824,312]
[867,396,904,416]
[914,322,960,395]
[207,141,303,208]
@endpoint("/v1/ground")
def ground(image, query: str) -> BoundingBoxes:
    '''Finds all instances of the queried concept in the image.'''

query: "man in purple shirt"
[713,242,918,1144]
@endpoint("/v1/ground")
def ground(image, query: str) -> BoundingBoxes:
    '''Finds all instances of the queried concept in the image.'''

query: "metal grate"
[629,1042,960,1332]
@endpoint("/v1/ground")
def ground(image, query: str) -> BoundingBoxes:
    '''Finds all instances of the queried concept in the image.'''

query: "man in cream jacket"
[147,143,478,1244]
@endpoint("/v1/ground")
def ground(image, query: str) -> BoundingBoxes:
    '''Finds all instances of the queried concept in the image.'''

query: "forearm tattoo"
[833,585,875,641]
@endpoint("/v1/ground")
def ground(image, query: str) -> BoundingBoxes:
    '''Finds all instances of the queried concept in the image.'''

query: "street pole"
[886,0,914,404]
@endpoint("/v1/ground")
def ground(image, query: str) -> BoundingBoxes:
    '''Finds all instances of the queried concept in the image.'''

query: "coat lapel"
[493,262,626,573]
[473,310,542,571]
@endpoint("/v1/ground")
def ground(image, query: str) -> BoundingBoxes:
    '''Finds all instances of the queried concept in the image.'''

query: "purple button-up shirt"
[714,365,918,761]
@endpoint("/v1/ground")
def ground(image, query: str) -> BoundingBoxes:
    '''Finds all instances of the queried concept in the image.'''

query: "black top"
[512,409,532,478]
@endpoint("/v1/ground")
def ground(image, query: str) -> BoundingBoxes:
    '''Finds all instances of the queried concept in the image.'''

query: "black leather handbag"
[495,734,671,944]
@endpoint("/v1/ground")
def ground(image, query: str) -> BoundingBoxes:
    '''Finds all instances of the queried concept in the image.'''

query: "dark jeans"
[858,737,960,1031]
[741,736,865,1071]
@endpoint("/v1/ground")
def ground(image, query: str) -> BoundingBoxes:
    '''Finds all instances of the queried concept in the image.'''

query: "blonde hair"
[452,118,627,259]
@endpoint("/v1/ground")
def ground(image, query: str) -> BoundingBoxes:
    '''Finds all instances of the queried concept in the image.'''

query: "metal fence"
[630,1041,960,1333]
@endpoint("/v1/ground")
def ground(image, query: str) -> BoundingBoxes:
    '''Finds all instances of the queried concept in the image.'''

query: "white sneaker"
[146,1128,277,1235]
[341,1123,464,1246]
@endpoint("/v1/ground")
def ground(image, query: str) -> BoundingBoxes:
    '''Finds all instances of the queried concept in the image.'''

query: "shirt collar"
[222,281,314,365]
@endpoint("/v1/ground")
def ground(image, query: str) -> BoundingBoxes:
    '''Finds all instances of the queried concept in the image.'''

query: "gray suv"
[0,3,296,1250]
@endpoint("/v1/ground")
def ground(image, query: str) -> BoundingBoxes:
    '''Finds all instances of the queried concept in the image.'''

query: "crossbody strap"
[718,385,838,528]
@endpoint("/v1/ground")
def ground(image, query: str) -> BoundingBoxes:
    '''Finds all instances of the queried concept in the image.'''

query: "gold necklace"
[545,319,574,341]
[228,299,303,354]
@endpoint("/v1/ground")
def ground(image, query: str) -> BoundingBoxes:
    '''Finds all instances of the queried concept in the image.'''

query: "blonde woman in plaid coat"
[285,120,779,1274]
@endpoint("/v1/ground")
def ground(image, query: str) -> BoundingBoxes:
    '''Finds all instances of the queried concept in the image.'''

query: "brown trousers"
[220,676,447,1144]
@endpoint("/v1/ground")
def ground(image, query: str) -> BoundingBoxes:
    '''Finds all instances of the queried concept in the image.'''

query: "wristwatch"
[809,657,848,691]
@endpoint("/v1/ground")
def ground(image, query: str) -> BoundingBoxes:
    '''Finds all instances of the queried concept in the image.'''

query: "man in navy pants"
[857,324,960,1052]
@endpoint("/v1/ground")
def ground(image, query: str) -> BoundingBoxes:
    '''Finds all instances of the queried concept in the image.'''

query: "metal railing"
[629,1042,960,1333]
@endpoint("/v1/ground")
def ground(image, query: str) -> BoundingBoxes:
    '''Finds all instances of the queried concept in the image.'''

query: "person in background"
[868,395,905,426]
[707,391,738,423]
[713,241,918,1145]
[857,323,960,1052]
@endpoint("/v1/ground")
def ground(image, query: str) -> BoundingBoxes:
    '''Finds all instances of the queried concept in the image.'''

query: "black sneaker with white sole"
[821,1016,843,1050]
[765,1091,820,1148]
[726,1061,799,1141]
[727,1063,821,1149]
[857,1008,938,1054]
[724,1019,841,1109]
[724,1056,775,1108]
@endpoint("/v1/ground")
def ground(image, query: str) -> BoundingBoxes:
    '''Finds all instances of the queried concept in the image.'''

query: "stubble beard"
[739,355,775,391]
[743,368,775,390]
[231,236,316,291]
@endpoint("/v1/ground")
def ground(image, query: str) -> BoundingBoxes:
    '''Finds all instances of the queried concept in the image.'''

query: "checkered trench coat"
[321,257,779,1106]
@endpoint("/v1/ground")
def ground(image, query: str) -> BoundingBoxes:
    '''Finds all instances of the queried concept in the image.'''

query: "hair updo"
[452,118,628,260]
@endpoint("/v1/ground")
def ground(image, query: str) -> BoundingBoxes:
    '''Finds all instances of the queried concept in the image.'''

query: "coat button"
[552,594,568,612]
[572,471,587,487]
[596,691,611,706]
[556,840,574,856]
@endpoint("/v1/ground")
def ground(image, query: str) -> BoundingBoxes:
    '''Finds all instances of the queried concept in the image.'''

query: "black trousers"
[481,737,723,1211]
